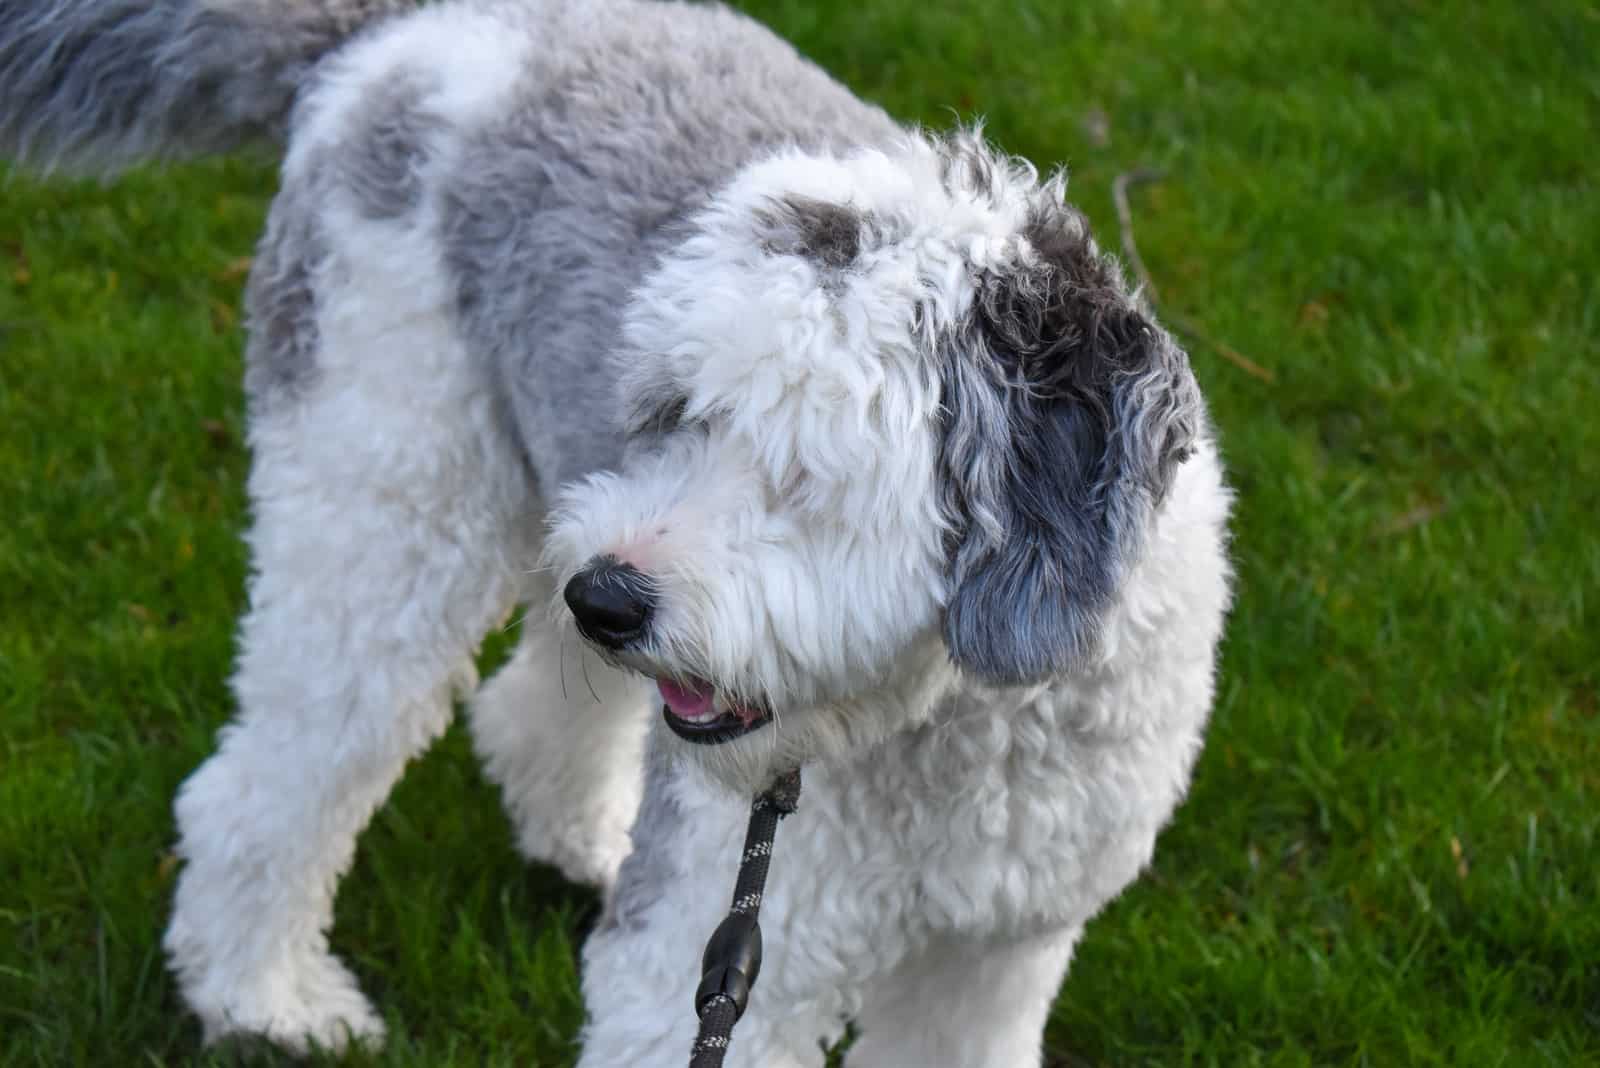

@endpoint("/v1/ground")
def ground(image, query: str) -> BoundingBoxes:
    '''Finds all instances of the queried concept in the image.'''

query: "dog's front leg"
[844,927,1082,1068]
[576,744,833,1067]
[163,482,529,1051]
[470,590,652,893]
[162,261,536,1051]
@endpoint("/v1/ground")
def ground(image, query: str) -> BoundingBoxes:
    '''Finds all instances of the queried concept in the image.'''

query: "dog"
[0,0,1232,1063]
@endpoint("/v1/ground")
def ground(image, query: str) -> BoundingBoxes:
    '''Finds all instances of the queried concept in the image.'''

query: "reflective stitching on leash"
[686,765,803,1068]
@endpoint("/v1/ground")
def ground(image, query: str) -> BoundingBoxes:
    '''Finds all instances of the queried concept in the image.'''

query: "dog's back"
[0,0,902,485]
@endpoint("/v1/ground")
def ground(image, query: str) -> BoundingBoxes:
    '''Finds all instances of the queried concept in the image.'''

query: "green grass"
[2,0,1596,1064]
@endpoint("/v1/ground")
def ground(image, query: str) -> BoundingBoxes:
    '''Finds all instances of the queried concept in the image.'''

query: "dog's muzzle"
[565,556,772,747]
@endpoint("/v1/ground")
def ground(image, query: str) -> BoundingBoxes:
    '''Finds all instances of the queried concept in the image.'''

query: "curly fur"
[1,1,1232,1063]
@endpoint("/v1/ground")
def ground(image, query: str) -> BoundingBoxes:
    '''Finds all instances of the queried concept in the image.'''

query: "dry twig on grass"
[1111,169,1276,383]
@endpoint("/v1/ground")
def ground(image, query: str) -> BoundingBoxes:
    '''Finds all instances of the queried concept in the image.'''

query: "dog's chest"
[766,682,1207,957]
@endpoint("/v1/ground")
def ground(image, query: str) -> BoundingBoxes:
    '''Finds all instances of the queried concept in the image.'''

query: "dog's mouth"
[657,677,771,745]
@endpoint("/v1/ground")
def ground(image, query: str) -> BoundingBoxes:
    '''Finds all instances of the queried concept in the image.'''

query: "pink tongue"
[658,677,717,721]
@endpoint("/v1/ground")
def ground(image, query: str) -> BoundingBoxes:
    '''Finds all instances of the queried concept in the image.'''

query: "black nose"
[564,558,655,649]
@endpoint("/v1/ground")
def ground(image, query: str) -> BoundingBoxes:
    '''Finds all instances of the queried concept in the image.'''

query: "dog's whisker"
[559,632,570,703]
[580,647,602,704]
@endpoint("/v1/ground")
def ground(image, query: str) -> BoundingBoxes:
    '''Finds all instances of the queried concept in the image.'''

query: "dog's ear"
[939,210,1203,684]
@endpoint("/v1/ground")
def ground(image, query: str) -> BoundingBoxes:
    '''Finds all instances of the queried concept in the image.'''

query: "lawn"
[2,0,1596,1064]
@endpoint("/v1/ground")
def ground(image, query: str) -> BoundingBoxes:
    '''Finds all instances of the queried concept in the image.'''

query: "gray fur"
[759,194,865,269]
[937,160,1204,685]
[627,391,691,440]
[0,0,411,173]
[602,736,684,934]
[437,0,900,491]
[334,70,443,220]
[243,180,326,411]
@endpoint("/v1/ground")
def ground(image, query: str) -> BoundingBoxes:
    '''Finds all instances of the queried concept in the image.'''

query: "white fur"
[285,0,530,174]
[470,584,652,891]
[163,12,546,1046]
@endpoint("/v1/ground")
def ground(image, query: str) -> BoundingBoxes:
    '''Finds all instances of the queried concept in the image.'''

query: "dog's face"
[547,133,1203,788]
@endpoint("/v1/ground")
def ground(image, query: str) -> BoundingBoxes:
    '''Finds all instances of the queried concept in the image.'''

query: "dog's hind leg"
[164,193,536,1051]
[470,584,651,892]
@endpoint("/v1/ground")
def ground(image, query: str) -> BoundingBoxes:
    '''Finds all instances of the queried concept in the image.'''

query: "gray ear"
[939,211,1202,684]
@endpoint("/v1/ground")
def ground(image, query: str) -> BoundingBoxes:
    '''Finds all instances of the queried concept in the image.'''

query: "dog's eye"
[629,394,690,438]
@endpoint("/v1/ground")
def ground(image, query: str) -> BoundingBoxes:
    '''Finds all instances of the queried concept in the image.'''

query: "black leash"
[688,766,803,1068]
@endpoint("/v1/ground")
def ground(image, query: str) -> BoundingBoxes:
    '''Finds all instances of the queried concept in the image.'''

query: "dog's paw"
[191,951,386,1056]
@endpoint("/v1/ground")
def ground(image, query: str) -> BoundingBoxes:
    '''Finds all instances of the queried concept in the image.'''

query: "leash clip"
[694,912,763,1019]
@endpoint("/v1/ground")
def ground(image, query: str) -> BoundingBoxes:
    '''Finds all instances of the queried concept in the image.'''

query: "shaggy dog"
[0,0,1232,1063]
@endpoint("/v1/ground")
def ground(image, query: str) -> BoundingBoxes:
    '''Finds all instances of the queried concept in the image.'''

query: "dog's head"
[547,130,1204,789]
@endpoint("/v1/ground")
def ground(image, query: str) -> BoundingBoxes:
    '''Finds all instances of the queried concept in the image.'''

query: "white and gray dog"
[1,0,1232,1063]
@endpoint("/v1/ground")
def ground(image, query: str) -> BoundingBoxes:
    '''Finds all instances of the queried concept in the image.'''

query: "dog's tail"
[0,0,414,174]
